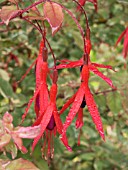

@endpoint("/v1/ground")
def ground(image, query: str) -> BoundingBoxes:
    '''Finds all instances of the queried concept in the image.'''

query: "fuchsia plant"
[1,0,127,162]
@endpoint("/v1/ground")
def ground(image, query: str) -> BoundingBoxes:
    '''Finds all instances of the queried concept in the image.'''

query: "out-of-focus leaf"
[94,159,104,170]
[5,141,18,159]
[6,158,39,170]
[8,0,19,4]
[15,125,40,139]
[0,159,10,170]
[0,6,21,25]
[43,2,64,36]
[0,69,10,81]
[0,78,14,98]
[106,91,122,113]
[0,134,11,148]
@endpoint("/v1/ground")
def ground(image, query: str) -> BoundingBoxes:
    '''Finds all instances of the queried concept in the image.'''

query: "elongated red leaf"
[39,84,49,114]
[115,28,127,46]
[22,84,41,122]
[84,83,105,140]
[32,104,54,151]
[123,28,128,59]
[53,109,63,134]
[75,108,84,129]
[43,2,64,36]
[59,93,76,115]
[56,59,82,69]
[61,84,85,148]
[91,62,115,71]
[34,94,40,117]
[89,65,116,89]
[18,59,37,84]
[49,84,57,103]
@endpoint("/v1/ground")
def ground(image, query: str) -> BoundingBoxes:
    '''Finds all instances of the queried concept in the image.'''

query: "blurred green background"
[0,0,128,169]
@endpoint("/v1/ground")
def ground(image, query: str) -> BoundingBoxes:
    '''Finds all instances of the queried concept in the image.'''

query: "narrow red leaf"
[115,28,127,46]
[123,28,128,59]
[84,83,105,140]
[35,39,45,89]
[39,84,49,115]
[59,93,76,115]
[53,109,63,134]
[56,59,82,69]
[89,65,116,89]
[61,84,85,147]
[91,62,115,71]
[32,104,54,151]
[75,108,84,129]
[22,84,41,122]
[34,94,40,117]
[49,84,57,103]
[79,0,86,6]
[17,59,37,84]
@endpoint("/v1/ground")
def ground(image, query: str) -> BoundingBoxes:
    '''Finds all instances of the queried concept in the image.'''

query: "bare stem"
[45,38,56,69]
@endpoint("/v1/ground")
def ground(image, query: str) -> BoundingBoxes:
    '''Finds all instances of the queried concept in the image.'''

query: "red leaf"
[91,62,115,71]
[39,83,49,114]
[18,59,37,84]
[32,104,54,151]
[61,84,85,147]
[43,2,64,36]
[115,28,127,46]
[53,109,63,134]
[35,40,44,90]
[49,84,57,103]
[56,59,83,69]
[0,6,21,25]
[22,84,41,122]
[75,108,84,129]
[34,94,40,117]
[89,65,116,89]
[84,83,105,140]
[59,93,76,115]
[78,0,97,11]
[123,27,128,59]
[78,0,86,6]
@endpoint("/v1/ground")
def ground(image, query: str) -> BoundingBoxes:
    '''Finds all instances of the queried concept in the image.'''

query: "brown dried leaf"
[0,6,21,25]
[43,2,64,36]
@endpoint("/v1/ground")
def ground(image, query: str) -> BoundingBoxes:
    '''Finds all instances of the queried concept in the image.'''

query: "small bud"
[42,47,48,62]
[53,69,58,84]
